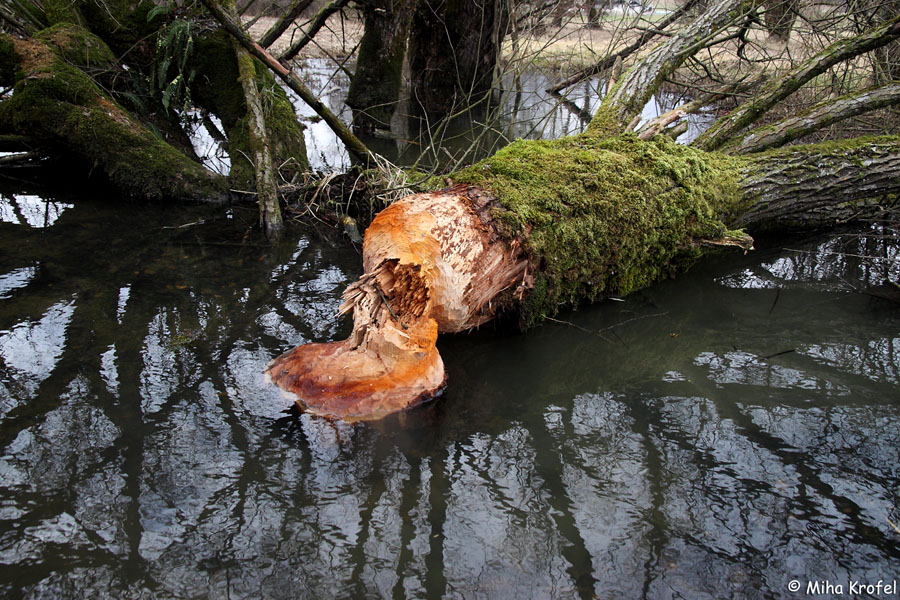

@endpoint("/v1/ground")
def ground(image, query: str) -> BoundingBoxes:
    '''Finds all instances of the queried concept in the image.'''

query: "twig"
[373,281,407,329]
[785,248,900,263]
[888,516,900,535]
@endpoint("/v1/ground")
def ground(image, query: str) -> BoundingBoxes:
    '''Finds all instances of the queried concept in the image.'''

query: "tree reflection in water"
[1,189,898,599]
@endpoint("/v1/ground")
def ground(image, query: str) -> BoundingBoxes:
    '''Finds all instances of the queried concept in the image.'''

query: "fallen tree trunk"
[267,132,900,420]
[0,29,230,202]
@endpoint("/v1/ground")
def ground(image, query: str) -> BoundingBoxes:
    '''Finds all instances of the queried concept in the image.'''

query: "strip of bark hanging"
[197,0,373,164]
[258,0,315,48]
[546,0,702,95]
[723,82,900,154]
[696,14,900,151]
[278,0,351,62]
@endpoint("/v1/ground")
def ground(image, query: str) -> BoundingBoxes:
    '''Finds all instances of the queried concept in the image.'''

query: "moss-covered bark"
[42,0,158,56]
[34,22,117,68]
[448,133,747,327]
[0,31,229,202]
[191,30,308,189]
[442,132,900,328]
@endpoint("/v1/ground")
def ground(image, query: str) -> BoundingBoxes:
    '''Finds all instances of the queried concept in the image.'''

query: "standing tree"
[407,0,510,116]
[345,0,416,132]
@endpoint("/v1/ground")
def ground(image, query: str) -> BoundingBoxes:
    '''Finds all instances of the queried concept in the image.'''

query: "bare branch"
[197,0,373,164]
[697,14,900,151]
[278,0,352,62]
[591,0,755,134]
[258,0,315,48]
[726,82,900,153]
[546,0,702,95]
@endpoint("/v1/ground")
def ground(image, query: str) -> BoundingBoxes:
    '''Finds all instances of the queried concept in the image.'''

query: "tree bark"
[407,0,509,117]
[232,33,283,235]
[191,27,309,193]
[736,136,900,230]
[762,0,798,44]
[345,0,415,132]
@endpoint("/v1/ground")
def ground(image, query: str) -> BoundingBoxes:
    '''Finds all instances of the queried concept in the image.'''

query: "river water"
[1,62,899,599]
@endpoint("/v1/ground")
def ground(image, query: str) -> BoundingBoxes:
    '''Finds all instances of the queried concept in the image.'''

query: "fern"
[153,18,197,122]
[146,3,172,23]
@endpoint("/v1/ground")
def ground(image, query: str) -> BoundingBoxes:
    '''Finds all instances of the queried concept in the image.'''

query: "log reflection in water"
[1,193,899,598]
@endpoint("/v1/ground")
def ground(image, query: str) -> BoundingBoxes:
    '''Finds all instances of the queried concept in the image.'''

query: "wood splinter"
[265,186,527,421]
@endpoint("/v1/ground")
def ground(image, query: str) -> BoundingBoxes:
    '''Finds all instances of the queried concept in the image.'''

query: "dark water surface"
[1,183,898,599]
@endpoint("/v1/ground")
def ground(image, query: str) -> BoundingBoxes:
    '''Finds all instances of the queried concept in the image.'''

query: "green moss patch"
[0,35,16,86]
[35,23,117,69]
[3,37,227,202]
[450,133,745,327]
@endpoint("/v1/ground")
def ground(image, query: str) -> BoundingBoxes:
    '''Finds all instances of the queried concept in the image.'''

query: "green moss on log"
[35,23,117,69]
[192,31,308,188]
[450,133,745,327]
[1,34,228,202]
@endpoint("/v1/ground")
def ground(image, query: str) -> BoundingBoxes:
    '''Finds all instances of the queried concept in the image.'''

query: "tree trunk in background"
[191,29,309,190]
[763,0,798,44]
[345,0,416,132]
[407,0,509,117]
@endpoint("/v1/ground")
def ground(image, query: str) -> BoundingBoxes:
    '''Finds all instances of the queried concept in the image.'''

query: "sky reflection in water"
[0,188,898,598]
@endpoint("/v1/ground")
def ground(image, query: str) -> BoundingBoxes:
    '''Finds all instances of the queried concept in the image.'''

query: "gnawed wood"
[266,185,528,421]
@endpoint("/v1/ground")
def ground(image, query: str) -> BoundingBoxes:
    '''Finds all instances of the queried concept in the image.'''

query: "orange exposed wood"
[266,186,528,421]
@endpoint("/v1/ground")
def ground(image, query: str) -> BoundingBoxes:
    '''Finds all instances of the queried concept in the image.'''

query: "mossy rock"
[450,133,745,327]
